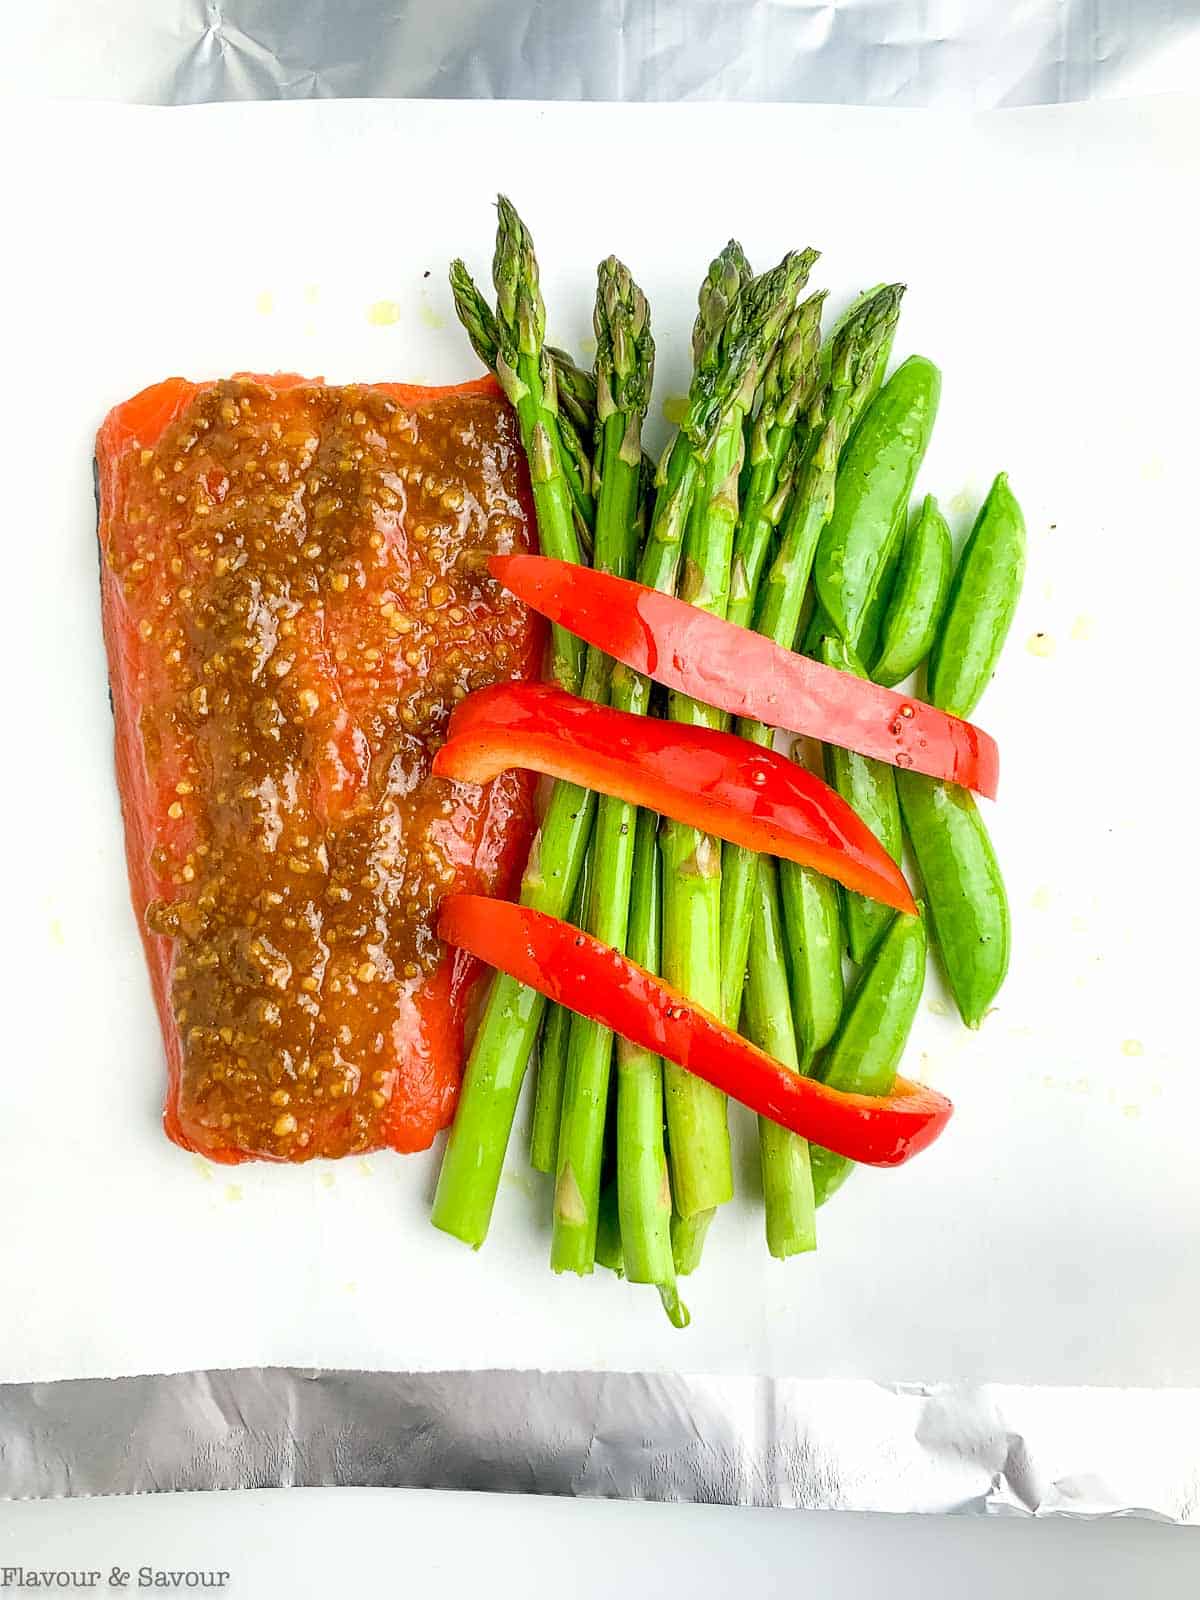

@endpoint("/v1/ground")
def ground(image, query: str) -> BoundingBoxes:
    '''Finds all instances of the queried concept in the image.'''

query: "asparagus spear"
[433,201,601,1248]
[819,283,897,421]
[551,248,800,1272]
[434,234,793,1253]
[661,247,820,1229]
[693,242,752,372]
[546,344,598,434]
[616,809,688,1326]
[594,1178,625,1276]
[551,260,656,1275]
[450,259,596,561]
[718,287,904,1254]
[726,291,827,631]
[742,858,817,1258]
[529,850,592,1173]
[530,454,655,1179]
[598,242,754,1282]
[718,286,904,1032]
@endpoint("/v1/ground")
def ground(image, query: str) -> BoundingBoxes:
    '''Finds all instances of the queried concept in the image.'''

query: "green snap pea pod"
[871,494,952,687]
[852,501,906,669]
[778,858,844,1069]
[896,772,1009,1028]
[926,472,1026,719]
[813,355,941,654]
[893,474,1020,1025]
[743,858,817,1259]
[819,635,902,966]
[809,908,927,1207]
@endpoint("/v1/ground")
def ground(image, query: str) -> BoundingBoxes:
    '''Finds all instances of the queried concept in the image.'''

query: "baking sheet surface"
[0,94,1197,1424]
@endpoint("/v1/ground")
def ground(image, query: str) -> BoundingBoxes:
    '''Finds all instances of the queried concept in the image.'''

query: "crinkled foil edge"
[17,0,1199,107]
[1,1370,1196,1518]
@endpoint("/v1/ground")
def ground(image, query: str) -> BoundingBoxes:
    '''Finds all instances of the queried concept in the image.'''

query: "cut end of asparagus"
[670,1206,716,1276]
[657,1284,692,1329]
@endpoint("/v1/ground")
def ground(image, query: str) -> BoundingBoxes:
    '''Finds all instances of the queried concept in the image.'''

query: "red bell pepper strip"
[433,681,917,915]
[490,554,1000,799]
[438,895,953,1167]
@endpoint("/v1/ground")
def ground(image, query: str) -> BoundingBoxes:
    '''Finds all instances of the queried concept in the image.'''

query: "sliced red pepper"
[439,895,952,1167]
[433,681,917,914]
[490,554,1000,799]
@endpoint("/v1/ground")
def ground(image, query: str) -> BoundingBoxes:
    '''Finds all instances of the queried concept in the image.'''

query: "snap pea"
[851,502,906,669]
[871,494,952,687]
[819,635,902,966]
[891,473,1020,1025]
[778,859,844,1068]
[813,354,941,655]
[809,907,927,1207]
[896,772,1009,1029]
[926,471,1025,719]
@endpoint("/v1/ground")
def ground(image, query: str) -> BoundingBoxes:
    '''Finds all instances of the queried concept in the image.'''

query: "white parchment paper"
[0,96,1196,1386]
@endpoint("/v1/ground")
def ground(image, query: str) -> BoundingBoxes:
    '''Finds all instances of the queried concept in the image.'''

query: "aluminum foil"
[0,1370,1195,1518]
[5,0,1199,107]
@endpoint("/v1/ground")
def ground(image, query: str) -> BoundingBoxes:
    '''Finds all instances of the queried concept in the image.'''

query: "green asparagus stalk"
[662,247,821,1229]
[549,242,755,1277]
[433,233,795,1254]
[595,1178,625,1276]
[449,259,596,568]
[551,247,803,1271]
[607,242,754,1282]
[726,291,827,631]
[546,344,597,433]
[433,201,599,1248]
[669,1209,714,1278]
[551,260,656,1275]
[779,284,900,668]
[742,859,817,1258]
[692,242,752,372]
[778,858,845,1069]
[529,998,572,1176]
[529,849,592,1173]
[717,287,903,1252]
[820,283,897,425]
[616,810,688,1327]
[718,286,904,1032]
